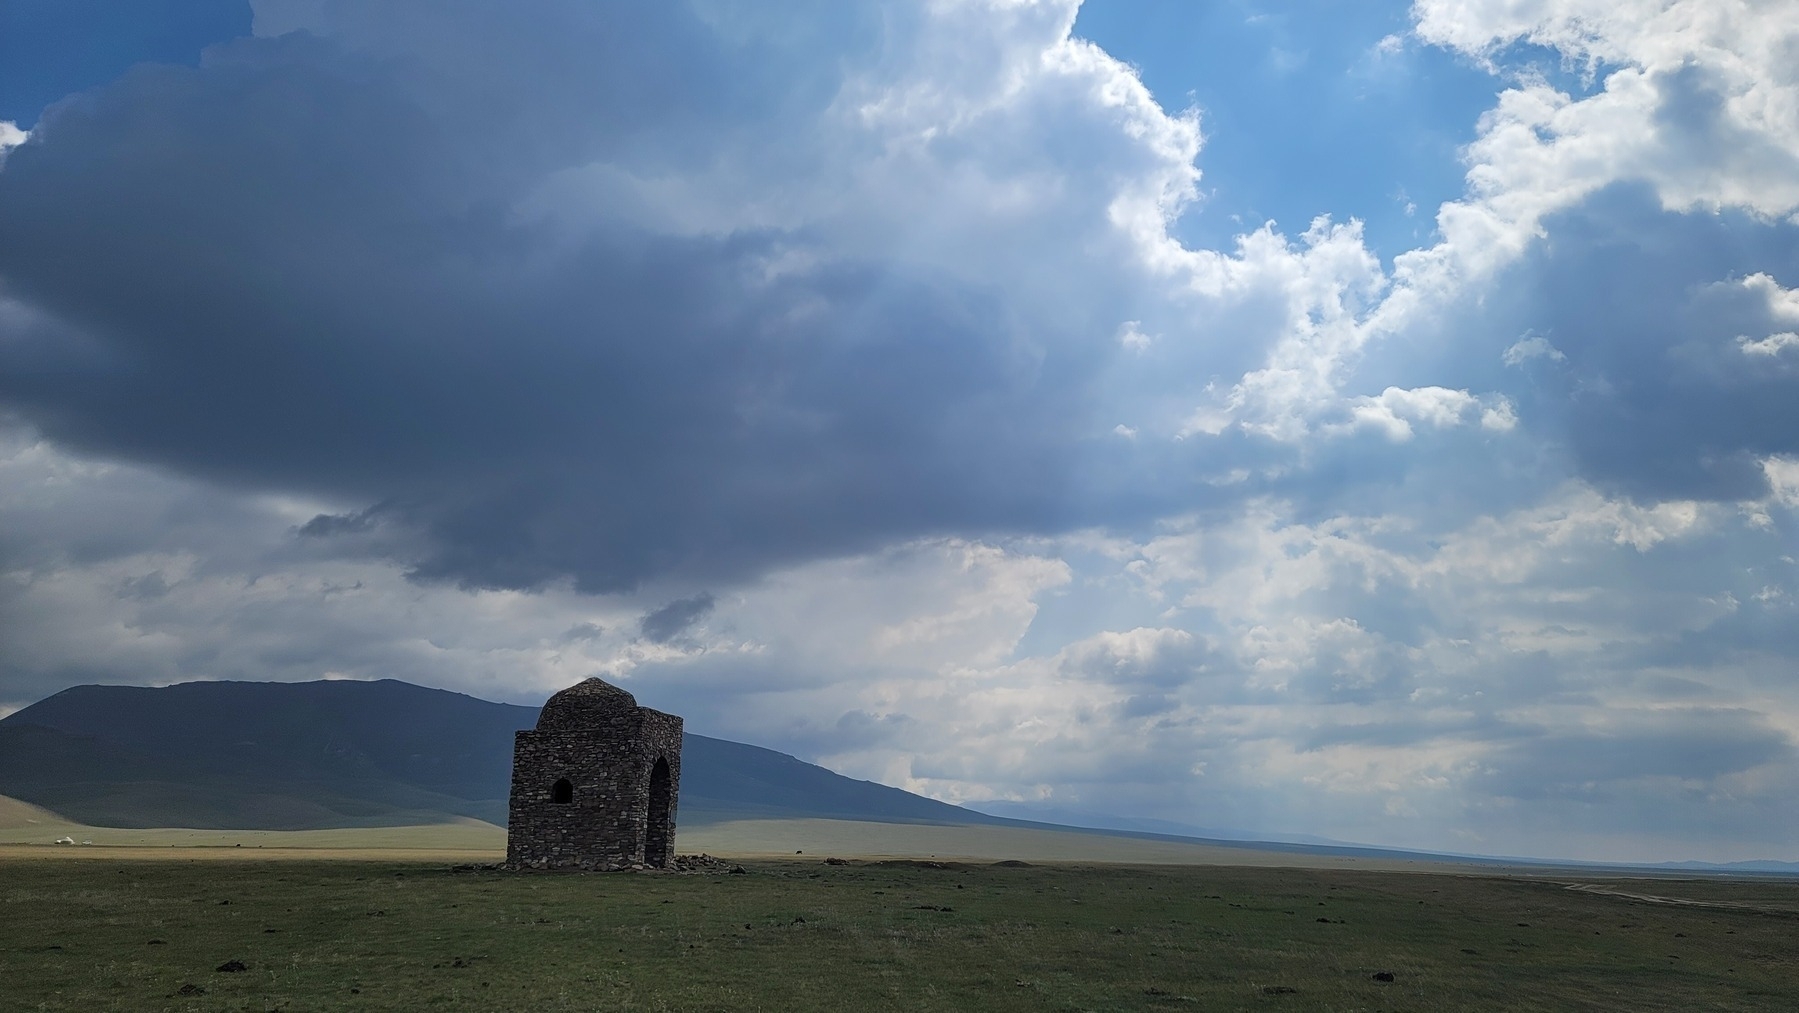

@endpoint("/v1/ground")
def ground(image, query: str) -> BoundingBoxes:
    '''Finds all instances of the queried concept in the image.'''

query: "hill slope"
[0,792,78,831]
[0,679,1005,831]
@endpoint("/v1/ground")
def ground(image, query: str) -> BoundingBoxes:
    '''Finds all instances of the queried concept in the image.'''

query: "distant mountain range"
[964,799,1355,849]
[5,678,1795,876]
[0,679,1013,831]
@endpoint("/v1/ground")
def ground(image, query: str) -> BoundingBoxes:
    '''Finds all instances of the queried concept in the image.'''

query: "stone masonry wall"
[506,678,683,870]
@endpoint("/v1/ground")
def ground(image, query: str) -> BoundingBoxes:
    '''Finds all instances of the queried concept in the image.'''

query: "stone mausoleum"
[506,677,682,869]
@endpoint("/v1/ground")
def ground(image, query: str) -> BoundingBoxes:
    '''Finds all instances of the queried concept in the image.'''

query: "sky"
[1,0,1797,865]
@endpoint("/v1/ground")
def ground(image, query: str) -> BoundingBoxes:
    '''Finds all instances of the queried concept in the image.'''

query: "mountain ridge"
[7,679,1795,875]
[0,678,1010,832]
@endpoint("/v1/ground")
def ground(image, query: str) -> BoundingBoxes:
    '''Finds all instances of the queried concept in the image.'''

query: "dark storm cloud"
[561,622,605,644]
[0,7,1149,593]
[1470,708,1793,801]
[1461,183,1799,504]
[1623,587,1799,671]
[18,1,1743,612]
[765,708,922,758]
[639,593,716,645]
[298,510,380,538]
[1295,710,1523,753]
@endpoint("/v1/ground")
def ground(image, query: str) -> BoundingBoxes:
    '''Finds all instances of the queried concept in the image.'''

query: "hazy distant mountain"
[966,800,1352,848]
[1650,859,1799,875]
[0,679,1009,831]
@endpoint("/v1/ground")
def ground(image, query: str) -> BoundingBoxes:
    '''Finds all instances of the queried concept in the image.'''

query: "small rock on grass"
[216,959,248,973]
[1371,971,1396,983]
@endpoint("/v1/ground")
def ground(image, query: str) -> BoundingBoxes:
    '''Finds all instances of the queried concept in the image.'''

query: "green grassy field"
[3,857,1796,1012]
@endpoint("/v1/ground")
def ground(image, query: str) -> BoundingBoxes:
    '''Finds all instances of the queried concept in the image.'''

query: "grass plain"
[0,794,1514,871]
[4,855,1797,1012]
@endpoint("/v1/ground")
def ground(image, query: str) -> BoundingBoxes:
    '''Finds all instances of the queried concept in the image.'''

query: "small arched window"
[551,778,573,804]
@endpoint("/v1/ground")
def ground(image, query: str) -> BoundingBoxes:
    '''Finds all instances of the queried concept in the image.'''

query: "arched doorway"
[551,778,573,804]
[645,757,673,867]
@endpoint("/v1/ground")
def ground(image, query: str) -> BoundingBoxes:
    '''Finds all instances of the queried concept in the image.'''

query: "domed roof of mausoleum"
[535,677,639,730]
